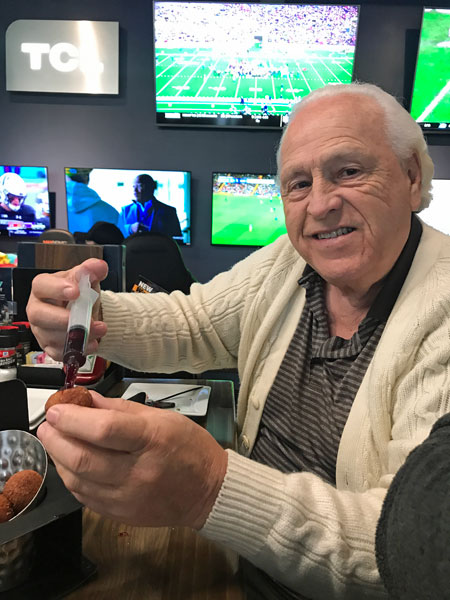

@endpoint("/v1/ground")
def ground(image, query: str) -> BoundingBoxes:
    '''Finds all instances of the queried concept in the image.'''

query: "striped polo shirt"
[242,215,422,600]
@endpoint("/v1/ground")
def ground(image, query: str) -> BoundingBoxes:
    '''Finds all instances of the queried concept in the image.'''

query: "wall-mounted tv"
[65,168,191,245]
[409,8,450,132]
[419,179,450,234]
[0,166,51,238]
[211,172,286,246]
[154,2,360,129]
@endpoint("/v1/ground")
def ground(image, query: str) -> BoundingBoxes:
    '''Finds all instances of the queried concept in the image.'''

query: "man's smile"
[312,227,356,240]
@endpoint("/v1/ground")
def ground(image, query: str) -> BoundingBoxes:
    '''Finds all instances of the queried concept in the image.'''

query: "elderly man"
[27,83,450,600]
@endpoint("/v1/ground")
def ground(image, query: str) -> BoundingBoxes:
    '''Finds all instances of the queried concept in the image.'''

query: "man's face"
[279,94,422,294]
[6,193,23,210]
[133,177,153,205]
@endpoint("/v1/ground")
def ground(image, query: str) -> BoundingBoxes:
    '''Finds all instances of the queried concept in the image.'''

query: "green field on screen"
[155,48,354,116]
[410,9,450,123]
[211,193,287,246]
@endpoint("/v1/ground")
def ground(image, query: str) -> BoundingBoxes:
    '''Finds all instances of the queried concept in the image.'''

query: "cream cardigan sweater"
[99,222,450,599]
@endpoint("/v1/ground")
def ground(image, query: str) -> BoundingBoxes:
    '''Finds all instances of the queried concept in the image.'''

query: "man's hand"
[26,258,108,360]
[37,392,228,529]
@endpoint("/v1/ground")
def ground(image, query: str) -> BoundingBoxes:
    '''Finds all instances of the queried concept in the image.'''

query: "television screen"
[154,2,360,129]
[0,166,51,238]
[419,179,450,234]
[409,8,450,132]
[65,167,191,244]
[211,172,286,246]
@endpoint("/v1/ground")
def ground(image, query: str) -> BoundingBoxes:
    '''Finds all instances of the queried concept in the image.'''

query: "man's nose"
[306,179,342,218]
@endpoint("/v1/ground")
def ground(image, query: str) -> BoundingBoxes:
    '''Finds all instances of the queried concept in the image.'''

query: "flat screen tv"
[419,179,450,234]
[409,8,450,132]
[0,166,51,238]
[65,167,191,245]
[154,2,360,129]
[211,172,286,246]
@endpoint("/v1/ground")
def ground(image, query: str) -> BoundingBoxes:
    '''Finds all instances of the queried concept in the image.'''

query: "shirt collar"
[298,214,423,323]
[367,213,422,322]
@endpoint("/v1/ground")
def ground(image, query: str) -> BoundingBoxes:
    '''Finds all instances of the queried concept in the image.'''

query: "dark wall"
[0,1,449,282]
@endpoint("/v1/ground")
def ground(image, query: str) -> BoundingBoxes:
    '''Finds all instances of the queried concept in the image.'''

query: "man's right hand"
[26,258,109,361]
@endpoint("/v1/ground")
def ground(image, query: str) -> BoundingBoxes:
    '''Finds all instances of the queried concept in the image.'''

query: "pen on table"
[150,385,205,402]
[126,386,204,408]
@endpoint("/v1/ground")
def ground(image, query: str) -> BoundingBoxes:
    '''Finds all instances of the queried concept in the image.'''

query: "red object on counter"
[74,356,107,386]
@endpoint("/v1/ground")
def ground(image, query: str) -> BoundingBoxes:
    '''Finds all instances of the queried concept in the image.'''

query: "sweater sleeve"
[97,239,290,373]
[201,451,388,599]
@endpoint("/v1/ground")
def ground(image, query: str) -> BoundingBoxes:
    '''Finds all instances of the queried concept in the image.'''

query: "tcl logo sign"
[21,42,104,74]
[6,20,118,94]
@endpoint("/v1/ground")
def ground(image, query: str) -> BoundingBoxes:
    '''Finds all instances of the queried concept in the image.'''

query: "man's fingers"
[26,258,109,355]
[28,258,108,304]
[88,391,147,411]
[27,272,74,316]
[50,461,118,497]
[37,392,228,529]
[76,258,109,287]
[42,402,153,453]
[37,421,133,486]
[28,301,72,330]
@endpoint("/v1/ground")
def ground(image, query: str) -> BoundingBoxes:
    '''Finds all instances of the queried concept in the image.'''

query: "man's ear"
[406,153,422,211]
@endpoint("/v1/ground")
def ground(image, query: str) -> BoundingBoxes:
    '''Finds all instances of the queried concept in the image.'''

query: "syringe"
[63,273,99,389]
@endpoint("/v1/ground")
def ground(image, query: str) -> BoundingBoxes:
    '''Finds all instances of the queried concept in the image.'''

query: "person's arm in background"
[376,412,450,600]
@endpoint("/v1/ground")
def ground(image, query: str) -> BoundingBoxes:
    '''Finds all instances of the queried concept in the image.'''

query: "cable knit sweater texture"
[98,222,450,599]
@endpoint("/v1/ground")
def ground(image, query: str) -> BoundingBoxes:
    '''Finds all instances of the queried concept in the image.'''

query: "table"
[66,378,245,599]
[66,511,244,600]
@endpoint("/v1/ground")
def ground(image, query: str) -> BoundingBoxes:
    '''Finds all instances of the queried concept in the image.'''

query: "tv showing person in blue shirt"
[118,174,182,238]
[66,168,119,233]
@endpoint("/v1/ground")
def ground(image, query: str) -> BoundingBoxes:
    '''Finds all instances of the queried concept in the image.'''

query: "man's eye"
[293,180,311,189]
[341,167,359,178]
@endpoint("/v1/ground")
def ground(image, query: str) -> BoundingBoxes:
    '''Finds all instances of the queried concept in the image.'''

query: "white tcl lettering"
[6,20,119,93]
[20,42,104,74]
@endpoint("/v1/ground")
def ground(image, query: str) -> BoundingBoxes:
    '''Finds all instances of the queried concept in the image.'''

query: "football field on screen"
[410,9,450,123]
[155,48,355,116]
[211,193,286,246]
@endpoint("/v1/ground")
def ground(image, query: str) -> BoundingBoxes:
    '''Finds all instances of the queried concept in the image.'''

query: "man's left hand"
[37,391,228,529]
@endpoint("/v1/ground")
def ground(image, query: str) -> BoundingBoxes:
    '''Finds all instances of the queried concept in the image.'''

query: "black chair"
[74,221,124,245]
[123,231,196,294]
[37,228,75,243]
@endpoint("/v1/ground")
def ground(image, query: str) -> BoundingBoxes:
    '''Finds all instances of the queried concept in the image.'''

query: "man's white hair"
[276,82,434,211]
